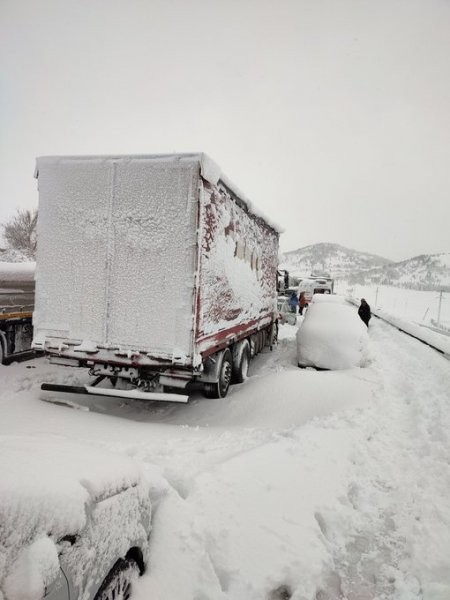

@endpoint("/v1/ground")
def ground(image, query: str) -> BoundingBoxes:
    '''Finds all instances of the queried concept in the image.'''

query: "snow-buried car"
[297,294,369,370]
[32,154,282,401]
[0,436,151,600]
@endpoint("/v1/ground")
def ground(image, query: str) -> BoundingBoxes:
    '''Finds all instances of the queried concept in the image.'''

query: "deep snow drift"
[1,320,450,599]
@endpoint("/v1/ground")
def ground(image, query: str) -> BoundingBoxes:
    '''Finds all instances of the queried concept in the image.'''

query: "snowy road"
[1,320,449,599]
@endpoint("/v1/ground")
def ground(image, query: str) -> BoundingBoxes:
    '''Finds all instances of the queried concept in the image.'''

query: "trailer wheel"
[269,322,278,350]
[255,332,263,355]
[259,330,266,352]
[232,341,250,383]
[204,349,233,399]
[0,339,4,365]
[249,334,258,357]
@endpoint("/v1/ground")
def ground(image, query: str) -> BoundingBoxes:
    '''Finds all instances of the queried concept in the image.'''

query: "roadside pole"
[437,291,443,327]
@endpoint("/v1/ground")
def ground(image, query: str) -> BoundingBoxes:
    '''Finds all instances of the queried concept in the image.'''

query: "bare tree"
[2,209,38,259]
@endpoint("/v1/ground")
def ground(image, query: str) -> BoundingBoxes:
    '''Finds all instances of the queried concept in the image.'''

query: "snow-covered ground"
[1,320,450,599]
[336,281,450,332]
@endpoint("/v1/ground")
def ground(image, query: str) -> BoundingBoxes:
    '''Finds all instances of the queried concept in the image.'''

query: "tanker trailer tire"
[232,340,250,384]
[204,348,233,399]
[259,330,266,351]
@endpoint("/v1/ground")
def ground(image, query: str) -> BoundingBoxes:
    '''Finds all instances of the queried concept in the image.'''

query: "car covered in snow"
[296,294,368,369]
[0,436,151,600]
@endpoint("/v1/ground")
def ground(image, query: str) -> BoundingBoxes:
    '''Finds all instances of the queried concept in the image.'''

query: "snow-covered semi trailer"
[33,154,281,402]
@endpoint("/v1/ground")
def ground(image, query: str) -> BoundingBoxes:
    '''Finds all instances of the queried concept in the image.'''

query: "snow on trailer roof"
[35,153,284,235]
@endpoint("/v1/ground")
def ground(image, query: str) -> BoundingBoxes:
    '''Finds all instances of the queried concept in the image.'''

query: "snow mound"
[149,368,375,431]
[226,369,374,428]
[3,537,59,600]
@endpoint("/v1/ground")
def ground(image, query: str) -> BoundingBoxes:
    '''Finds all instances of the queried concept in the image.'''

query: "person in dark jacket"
[358,298,371,327]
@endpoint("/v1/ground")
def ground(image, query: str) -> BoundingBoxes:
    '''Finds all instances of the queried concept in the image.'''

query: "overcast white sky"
[1,0,449,260]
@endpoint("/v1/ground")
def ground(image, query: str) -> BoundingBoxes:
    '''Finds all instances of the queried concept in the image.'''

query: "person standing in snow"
[289,291,299,313]
[358,298,371,327]
[298,291,308,316]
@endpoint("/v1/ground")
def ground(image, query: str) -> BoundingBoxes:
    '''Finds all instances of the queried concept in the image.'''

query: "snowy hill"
[280,243,392,279]
[357,253,450,290]
[281,244,450,291]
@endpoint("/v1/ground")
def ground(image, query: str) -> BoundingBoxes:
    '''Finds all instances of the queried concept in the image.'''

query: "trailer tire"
[254,332,261,354]
[204,349,233,399]
[232,341,250,384]
[0,339,4,365]
[269,322,278,349]
[259,330,266,352]
[249,334,257,357]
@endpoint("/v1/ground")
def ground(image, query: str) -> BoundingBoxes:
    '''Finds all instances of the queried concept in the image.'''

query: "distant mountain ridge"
[281,243,392,278]
[280,243,450,291]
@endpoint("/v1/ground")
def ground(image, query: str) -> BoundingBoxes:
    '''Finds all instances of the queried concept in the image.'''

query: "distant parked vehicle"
[297,294,368,370]
[0,262,35,364]
[297,274,334,304]
[0,436,151,600]
[277,269,290,293]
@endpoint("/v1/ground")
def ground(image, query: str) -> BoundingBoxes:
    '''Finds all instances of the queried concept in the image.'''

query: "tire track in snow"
[315,319,450,599]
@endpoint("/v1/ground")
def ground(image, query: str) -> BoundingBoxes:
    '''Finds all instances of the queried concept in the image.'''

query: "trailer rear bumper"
[41,383,189,403]
[84,385,189,403]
